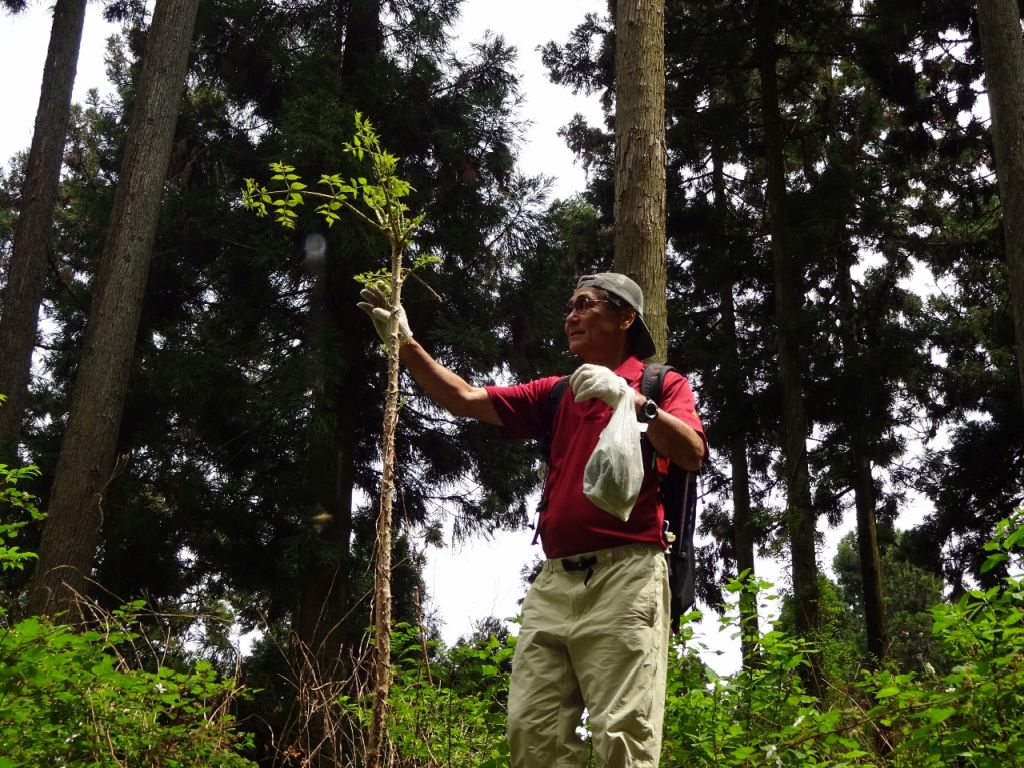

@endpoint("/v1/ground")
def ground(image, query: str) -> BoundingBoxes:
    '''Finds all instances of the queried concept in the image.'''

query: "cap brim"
[634,316,657,359]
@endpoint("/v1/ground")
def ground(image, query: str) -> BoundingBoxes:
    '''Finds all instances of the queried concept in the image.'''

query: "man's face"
[563,287,634,361]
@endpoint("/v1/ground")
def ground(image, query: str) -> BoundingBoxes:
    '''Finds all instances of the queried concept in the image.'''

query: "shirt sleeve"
[660,370,708,454]
[484,376,562,440]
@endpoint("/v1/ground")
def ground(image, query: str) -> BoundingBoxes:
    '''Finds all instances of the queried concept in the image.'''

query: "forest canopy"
[0,0,1022,765]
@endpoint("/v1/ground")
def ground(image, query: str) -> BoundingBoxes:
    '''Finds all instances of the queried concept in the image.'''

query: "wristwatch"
[638,397,659,423]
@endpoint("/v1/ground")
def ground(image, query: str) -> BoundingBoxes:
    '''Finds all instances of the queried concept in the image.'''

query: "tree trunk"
[293,0,380,663]
[365,241,403,768]
[341,0,382,77]
[612,0,667,361]
[711,143,760,668]
[28,0,200,619]
[755,0,821,696]
[294,252,359,670]
[0,0,87,461]
[837,249,890,665]
[976,0,1024,407]
[289,6,383,763]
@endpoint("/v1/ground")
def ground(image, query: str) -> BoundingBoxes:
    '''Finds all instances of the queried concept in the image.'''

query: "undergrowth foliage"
[6,410,1024,768]
[339,623,514,767]
[657,505,1024,767]
[0,442,257,768]
[350,506,1024,767]
[0,616,256,767]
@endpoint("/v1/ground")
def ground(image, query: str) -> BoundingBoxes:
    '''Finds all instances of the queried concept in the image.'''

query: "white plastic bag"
[583,387,644,520]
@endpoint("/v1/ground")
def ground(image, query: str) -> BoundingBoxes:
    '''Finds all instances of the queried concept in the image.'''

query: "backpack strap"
[640,363,672,468]
[534,376,571,544]
[641,363,699,629]
[540,376,571,469]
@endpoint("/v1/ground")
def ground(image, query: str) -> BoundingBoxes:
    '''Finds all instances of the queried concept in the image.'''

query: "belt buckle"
[561,555,597,572]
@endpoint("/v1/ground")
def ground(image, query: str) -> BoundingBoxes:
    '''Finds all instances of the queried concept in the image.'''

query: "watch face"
[642,400,658,421]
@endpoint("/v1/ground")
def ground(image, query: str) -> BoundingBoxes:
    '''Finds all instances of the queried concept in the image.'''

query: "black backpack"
[539,363,699,632]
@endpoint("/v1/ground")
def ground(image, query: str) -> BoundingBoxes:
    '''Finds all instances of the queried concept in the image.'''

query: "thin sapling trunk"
[243,113,430,768]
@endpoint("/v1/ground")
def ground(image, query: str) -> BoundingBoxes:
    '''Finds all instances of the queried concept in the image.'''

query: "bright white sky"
[0,0,788,674]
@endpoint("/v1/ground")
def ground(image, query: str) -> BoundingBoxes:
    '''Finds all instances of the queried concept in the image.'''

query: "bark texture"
[755,0,821,695]
[28,0,200,618]
[0,0,87,461]
[365,242,403,768]
[976,0,1024,406]
[613,0,667,361]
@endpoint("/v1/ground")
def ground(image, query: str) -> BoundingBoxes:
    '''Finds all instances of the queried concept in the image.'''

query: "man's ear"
[621,309,637,331]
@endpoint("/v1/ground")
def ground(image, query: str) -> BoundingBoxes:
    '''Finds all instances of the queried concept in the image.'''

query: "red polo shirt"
[485,356,705,558]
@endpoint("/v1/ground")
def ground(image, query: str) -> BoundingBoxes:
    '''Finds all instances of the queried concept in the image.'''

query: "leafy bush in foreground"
[6,418,1023,768]
[0,451,256,768]
[662,506,1024,767]
[0,615,257,767]
[370,507,1024,768]
[340,622,514,767]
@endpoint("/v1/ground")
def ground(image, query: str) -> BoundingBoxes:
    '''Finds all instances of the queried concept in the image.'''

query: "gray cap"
[576,272,657,359]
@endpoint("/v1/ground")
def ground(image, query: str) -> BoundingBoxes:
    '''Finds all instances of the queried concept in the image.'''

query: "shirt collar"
[613,355,646,382]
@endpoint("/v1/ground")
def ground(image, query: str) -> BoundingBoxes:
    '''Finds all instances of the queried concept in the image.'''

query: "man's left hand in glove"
[569,363,633,407]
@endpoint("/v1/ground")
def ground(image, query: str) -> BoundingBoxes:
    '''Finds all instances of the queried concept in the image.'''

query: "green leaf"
[927,707,957,724]
[1004,524,1024,550]
[981,553,1009,573]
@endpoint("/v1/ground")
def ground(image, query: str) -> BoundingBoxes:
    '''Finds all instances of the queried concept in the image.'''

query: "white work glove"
[357,286,413,346]
[569,363,633,407]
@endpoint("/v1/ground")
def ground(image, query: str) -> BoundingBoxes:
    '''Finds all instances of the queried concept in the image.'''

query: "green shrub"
[867,508,1024,767]
[0,462,42,575]
[0,614,257,767]
[660,506,1024,768]
[0,446,257,767]
[341,622,513,767]
[369,507,1024,767]
[662,587,873,768]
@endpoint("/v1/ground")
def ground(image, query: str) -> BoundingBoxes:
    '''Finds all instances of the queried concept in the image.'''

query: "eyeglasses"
[561,295,610,319]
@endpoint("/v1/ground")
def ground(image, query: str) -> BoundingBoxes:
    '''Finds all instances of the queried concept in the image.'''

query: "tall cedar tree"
[659,1,774,667]
[611,0,668,359]
[976,0,1024,406]
[857,0,1024,591]
[784,3,895,667]
[755,0,822,696]
[0,0,87,462]
[29,0,201,618]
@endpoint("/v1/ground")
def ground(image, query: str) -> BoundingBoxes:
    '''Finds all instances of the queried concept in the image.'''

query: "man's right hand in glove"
[357,285,413,346]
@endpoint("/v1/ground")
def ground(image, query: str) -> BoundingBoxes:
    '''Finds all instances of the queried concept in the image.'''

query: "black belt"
[561,555,598,572]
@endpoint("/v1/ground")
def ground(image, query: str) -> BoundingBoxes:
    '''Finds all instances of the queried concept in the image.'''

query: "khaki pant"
[507,543,670,768]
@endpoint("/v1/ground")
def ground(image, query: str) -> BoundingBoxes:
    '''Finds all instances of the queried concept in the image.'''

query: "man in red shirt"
[359,272,705,767]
